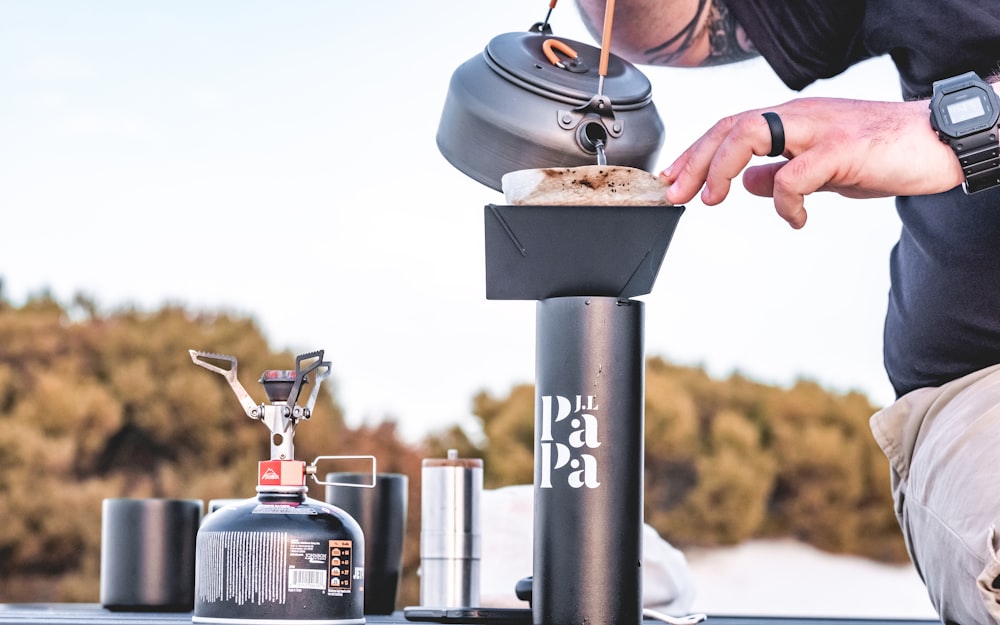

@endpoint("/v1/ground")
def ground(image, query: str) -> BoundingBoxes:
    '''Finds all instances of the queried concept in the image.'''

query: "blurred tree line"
[0,291,907,606]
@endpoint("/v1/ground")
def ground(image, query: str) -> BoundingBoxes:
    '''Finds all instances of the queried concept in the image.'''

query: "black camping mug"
[100,498,203,611]
[325,472,408,615]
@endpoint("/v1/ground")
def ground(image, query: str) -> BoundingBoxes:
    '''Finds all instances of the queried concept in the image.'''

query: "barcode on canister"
[288,568,327,590]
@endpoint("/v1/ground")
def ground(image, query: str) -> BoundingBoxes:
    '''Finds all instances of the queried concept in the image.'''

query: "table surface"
[0,605,939,625]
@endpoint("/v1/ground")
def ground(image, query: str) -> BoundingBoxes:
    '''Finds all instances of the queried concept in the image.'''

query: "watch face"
[938,85,998,136]
[946,94,986,124]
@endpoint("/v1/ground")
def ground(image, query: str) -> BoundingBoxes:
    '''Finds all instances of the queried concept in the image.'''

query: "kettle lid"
[484,31,653,108]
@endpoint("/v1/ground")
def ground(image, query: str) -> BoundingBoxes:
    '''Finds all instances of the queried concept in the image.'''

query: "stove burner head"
[258,369,308,403]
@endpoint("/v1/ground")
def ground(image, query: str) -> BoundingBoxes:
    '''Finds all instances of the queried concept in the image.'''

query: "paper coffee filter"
[501,165,672,206]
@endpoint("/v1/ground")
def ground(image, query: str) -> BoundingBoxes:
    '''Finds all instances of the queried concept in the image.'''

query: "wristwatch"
[929,71,1000,194]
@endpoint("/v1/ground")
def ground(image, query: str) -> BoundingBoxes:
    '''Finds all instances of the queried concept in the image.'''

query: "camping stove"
[484,203,684,625]
[189,349,374,625]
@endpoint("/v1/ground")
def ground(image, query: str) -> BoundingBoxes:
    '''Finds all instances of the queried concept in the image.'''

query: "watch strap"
[953,128,1000,193]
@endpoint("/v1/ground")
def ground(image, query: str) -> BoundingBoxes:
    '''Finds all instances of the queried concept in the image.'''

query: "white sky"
[0,1,904,441]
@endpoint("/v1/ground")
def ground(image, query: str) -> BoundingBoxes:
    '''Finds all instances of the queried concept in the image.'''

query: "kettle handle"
[541,38,578,69]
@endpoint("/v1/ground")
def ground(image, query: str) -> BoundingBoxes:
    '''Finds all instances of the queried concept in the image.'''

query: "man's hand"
[661,97,965,228]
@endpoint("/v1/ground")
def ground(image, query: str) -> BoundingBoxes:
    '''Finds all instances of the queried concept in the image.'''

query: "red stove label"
[258,460,305,487]
[538,394,601,489]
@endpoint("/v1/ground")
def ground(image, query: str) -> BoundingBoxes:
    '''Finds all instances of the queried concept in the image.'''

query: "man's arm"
[574,0,756,67]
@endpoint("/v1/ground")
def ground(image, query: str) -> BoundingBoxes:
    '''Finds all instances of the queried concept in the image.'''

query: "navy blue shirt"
[726,0,1000,397]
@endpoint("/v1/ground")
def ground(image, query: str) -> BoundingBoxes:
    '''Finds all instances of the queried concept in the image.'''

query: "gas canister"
[190,349,374,625]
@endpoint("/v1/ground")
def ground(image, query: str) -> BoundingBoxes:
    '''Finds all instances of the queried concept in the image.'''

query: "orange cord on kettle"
[542,38,579,69]
[598,0,615,94]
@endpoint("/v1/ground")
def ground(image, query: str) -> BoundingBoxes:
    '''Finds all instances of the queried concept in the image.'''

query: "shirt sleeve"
[724,0,871,91]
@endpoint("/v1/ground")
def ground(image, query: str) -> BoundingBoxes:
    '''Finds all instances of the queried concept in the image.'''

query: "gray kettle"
[437,28,665,192]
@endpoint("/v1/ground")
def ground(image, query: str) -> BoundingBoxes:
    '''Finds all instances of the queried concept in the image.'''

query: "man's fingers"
[742,161,784,197]
[770,149,850,229]
[740,161,807,228]
[663,151,703,205]
[703,113,779,201]
[663,115,751,204]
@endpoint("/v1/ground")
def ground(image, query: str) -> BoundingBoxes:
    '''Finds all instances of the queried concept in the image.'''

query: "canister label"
[288,538,329,591]
[197,531,292,606]
[286,538,355,595]
[196,531,360,605]
[252,503,320,515]
[326,540,357,594]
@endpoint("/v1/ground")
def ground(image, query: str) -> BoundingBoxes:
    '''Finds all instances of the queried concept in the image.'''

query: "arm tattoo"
[644,0,757,66]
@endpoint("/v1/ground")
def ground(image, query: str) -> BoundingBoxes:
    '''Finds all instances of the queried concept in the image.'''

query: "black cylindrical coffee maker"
[483,203,683,625]
[534,296,644,625]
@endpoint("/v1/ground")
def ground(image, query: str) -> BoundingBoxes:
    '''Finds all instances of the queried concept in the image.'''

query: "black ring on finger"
[762,111,785,157]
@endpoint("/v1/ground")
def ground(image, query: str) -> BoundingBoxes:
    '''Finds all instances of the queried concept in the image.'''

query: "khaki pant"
[871,364,1000,625]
